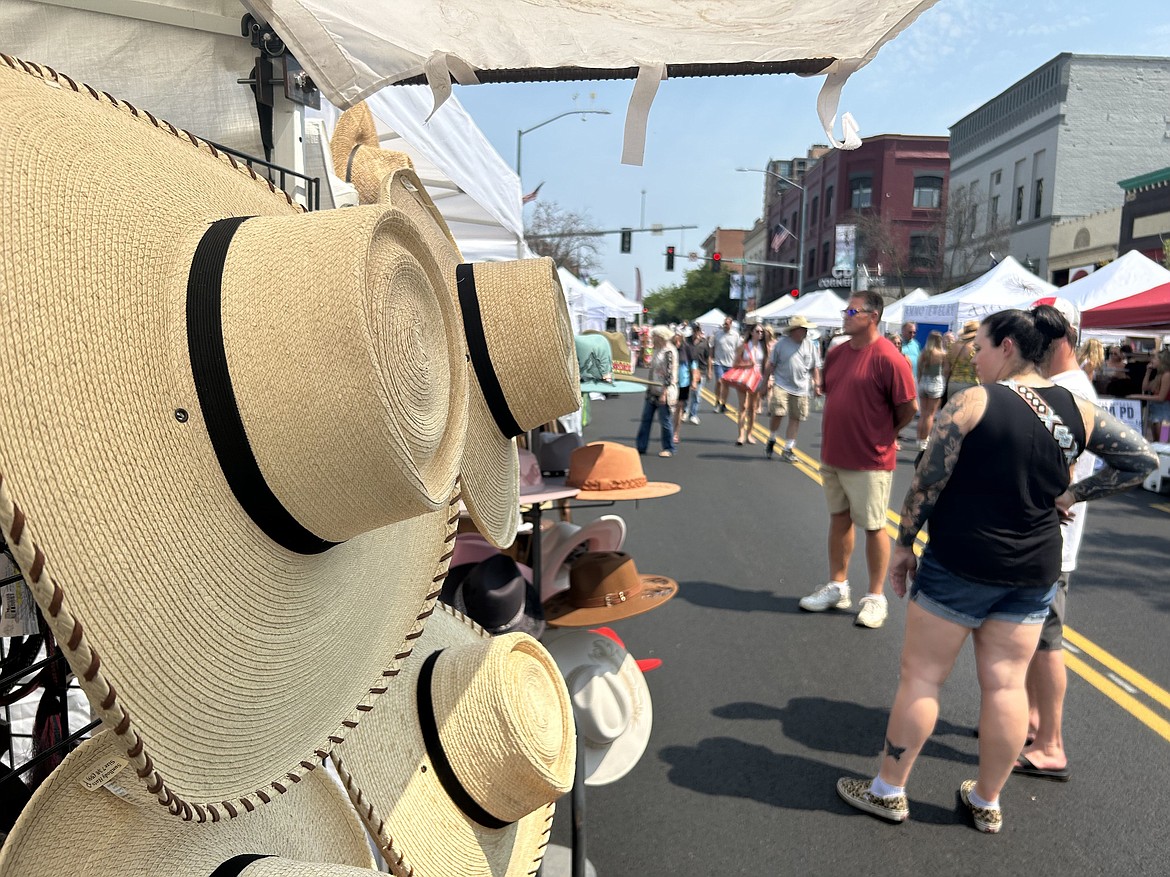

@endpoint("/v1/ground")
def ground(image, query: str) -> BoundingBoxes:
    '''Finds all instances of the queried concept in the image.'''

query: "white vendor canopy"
[880,288,930,333]
[749,290,847,328]
[243,0,942,159]
[902,257,1056,333]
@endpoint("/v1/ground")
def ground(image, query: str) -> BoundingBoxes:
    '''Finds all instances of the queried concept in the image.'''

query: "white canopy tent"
[747,295,801,321]
[3,1,528,262]
[1039,251,1170,313]
[902,257,1056,332]
[245,0,941,159]
[880,288,930,333]
[749,290,847,329]
[693,307,730,334]
[594,280,643,318]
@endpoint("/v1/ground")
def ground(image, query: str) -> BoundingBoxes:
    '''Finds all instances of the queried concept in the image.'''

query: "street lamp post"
[516,109,611,181]
[736,167,807,297]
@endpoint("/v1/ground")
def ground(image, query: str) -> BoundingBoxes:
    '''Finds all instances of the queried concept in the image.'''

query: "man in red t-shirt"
[799,291,917,629]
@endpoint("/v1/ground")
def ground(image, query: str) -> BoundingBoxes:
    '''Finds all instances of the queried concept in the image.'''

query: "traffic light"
[790,288,800,298]
[620,228,632,253]
[665,245,675,271]
[711,252,721,273]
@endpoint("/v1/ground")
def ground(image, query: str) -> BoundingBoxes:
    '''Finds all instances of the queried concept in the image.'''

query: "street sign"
[650,224,663,235]
[688,251,699,261]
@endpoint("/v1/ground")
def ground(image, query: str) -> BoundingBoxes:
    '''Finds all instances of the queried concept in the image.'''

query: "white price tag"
[1104,398,1143,432]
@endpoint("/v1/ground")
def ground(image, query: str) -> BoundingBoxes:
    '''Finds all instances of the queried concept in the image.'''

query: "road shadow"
[712,697,977,766]
[658,737,961,824]
[675,580,804,614]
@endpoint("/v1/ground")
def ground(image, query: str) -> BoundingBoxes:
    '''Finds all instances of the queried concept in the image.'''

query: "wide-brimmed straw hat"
[330,101,415,203]
[0,57,473,815]
[377,168,581,546]
[959,319,980,342]
[539,517,627,603]
[0,730,377,876]
[541,628,653,787]
[783,315,816,333]
[543,551,678,627]
[564,442,681,501]
[331,603,575,877]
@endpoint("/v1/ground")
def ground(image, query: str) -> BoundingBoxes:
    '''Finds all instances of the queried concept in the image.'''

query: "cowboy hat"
[543,551,678,627]
[539,517,627,603]
[959,319,980,342]
[0,730,377,876]
[331,603,575,877]
[575,334,645,395]
[564,442,681,501]
[581,329,635,375]
[783,315,816,332]
[591,626,664,673]
[533,431,586,477]
[541,628,653,787]
[377,168,581,547]
[518,447,580,505]
[446,553,546,638]
[0,57,475,815]
[330,101,415,203]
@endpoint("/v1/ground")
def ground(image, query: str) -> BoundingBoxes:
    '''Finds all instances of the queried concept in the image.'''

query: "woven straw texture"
[331,102,415,203]
[0,730,377,876]
[0,57,462,815]
[378,169,581,548]
[333,604,574,877]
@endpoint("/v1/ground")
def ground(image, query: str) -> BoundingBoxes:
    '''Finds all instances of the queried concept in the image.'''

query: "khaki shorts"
[767,388,810,420]
[821,465,894,531]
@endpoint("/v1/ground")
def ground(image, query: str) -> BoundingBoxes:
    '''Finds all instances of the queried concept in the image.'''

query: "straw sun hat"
[330,101,415,203]
[0,57,476,817]
[378,168,581,546]
[0,730,377,876]
[331,603,576,877]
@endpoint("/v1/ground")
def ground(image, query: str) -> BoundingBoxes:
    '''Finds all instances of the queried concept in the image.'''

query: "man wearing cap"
[710,315,739,414]
[799,292,917,629]
[761,315,822,462]
[1015,298,1096,782]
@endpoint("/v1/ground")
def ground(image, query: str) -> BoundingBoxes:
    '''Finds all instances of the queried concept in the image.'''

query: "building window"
[1015,186,1024,223]
[791,211,799,234]
[822,241,831,273]
[811,196,820,222]
[850,176,873,209]
[1074,228,1091,249]
[825,186,834,217]
[807,249,815,276]
[909,234,939,269]
[1033,179,1044,219]
[989,195,1000,229]
[992,170,1002,186]
[913,176,943,209]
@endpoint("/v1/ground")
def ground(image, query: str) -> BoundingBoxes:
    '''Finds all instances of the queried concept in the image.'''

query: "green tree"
[643,267,732,323]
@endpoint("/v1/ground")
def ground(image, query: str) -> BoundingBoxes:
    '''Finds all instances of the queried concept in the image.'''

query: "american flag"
[521,181,545,204]
[770,223,792,252]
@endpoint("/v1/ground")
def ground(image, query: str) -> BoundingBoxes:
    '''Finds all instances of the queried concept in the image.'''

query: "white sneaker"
[799,582,851,612]
[689,415,701,424]
[855,594,889,629]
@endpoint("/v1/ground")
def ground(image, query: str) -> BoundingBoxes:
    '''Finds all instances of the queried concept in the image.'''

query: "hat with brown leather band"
[543,550,678,627]
[563,442,681,501]
[0,56,475,818]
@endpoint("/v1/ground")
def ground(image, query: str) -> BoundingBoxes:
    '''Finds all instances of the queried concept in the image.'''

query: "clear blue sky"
[454,0,1169,299]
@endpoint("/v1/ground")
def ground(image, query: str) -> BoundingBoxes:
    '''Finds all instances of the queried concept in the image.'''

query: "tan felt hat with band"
[0,57,472,816]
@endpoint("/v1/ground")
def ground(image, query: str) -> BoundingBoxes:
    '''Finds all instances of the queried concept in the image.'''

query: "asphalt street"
[545,383,1170,877]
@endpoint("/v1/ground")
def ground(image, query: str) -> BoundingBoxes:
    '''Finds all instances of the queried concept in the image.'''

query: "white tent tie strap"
[815,62,863,150]
[423,52,480,122]
[621,62,667,167]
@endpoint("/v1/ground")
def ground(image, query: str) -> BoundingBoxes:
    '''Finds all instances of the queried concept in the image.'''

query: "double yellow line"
[700,386,1170,744]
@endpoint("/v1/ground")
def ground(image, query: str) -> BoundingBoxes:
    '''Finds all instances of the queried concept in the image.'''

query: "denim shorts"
[910,549,1057,628]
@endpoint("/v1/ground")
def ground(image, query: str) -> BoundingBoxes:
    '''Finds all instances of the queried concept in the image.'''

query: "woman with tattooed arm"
[836,306,1157,833]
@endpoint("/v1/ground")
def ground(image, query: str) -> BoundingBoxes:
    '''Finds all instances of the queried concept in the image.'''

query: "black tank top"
[928,382,1085,587]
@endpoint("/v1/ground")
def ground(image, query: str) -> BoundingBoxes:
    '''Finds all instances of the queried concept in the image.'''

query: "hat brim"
[331,605,560,877]
[579,380,646,394]
[568,482,681,501]
[541,629,653,787]
[518,484,581,505]
[0,730,376,876]
[539,517,627,601]
[0,63,463,813]
[542,573,678,627]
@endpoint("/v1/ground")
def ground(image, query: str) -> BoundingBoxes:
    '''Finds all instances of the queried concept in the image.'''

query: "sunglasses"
[842,308,873,317]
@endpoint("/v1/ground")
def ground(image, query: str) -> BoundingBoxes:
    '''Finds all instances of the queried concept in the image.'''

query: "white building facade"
[946,54,1170,284]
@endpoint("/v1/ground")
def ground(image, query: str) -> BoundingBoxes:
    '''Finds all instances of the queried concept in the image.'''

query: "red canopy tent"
[1081,281,1170,332]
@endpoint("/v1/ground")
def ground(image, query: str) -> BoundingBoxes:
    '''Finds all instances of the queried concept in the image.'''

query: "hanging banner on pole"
[833,224,857,279]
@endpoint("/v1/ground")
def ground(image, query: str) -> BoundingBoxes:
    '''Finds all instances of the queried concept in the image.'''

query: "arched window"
[1074,228,1091,249]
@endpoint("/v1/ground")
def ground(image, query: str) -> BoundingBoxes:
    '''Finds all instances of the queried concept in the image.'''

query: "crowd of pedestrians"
[627,296,1159,834]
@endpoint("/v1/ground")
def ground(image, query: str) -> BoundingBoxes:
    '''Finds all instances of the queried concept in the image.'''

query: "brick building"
[762,135,950,304]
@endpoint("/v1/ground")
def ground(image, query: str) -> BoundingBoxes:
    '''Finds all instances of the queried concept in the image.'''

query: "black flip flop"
[1012,754,1071,782]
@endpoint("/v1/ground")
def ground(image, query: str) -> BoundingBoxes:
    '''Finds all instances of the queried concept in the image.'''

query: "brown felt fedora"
[543,551,678,627]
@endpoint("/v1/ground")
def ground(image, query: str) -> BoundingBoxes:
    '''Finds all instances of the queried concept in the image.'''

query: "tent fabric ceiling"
[243,0,940,155]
